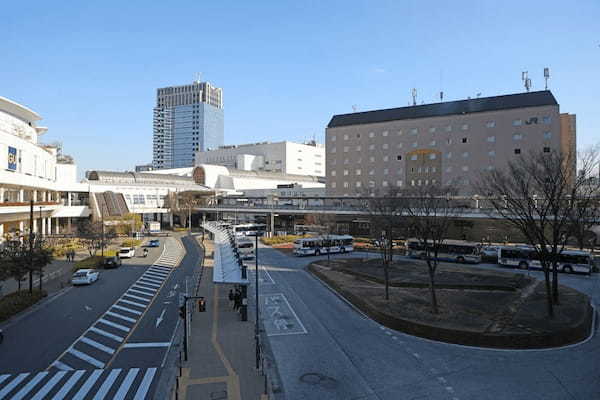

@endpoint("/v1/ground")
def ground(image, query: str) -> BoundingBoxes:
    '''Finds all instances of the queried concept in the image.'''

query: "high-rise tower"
[153,80,224,169]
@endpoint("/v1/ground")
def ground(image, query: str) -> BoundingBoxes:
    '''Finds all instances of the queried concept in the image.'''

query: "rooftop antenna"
[476,92,482,98]
[439,91,444,102]
[411,88,417,106]
[543,67,550,90]
[195,72,202,83]
[522,71,531,92]
[352,105,358,112]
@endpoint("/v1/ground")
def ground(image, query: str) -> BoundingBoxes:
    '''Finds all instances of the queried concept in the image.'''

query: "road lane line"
[80,337,116,355]
[141,272,165,280]
[11,371,48,400]
[89,327,124,342]
[119,299,147,308]
[122,293,151,303]
[51,361,73,371]
[136,279,161,288]
[106,311,137,323]
[133,368,157,400]
[68,348,105,368]
[146,271,168,278]
[51,370,85,400]
[31,371,66,400]
[72,370,102,400]
[122,342,171,348]
[150,265,171,272]
[92,369,121,400]
[98,318,131,332]
[132,284,156,293]
[139,276,164,284]
[112,304,143,315]
[0,373,30,399]
[127,288,154,297]
[113,368,139,400]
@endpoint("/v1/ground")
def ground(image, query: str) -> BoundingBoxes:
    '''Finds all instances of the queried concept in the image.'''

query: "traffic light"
[179,304,185,319]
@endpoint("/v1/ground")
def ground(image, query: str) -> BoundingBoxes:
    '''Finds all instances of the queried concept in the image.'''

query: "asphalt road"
[0,235,203,399]
[253,245,600,400]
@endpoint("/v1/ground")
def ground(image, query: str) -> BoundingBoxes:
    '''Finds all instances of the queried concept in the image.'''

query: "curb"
[307,262,594,350]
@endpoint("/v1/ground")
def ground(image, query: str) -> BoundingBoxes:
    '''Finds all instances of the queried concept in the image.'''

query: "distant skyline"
[2,0,599,177]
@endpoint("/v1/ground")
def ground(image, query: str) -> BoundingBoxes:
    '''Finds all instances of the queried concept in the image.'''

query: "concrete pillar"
[19,189,24,202]
[0,223,4,238]
[270,212,275,238]
[47,217,52,235]
[33,219,38,233]
[67,218,72,234]
[0,187,4,202]
[41,218,46,235]
[67,192,72,206]
[19,221,24,233]
[33,190,37,202]
[169,213,173,228]
[55,218,59,234]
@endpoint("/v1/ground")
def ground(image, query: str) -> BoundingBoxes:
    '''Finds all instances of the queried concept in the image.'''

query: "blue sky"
[2,0,599,177]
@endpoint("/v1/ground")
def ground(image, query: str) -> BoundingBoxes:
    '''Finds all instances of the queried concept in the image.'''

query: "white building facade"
[195,140,325,177]
[0,96,90,237]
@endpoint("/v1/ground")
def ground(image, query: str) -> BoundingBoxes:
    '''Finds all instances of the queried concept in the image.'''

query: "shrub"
[120,239,142,248]
[261,235,305,246]
[0,290,46,323]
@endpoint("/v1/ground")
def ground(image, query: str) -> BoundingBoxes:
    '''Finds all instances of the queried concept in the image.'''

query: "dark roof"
[327,90,558,128]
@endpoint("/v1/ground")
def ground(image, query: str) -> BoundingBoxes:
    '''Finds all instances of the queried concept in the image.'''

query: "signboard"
[7,147,17,171]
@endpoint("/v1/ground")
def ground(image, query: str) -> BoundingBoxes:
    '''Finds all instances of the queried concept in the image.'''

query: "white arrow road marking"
[84,306,92,311]
[155,309,166,328]
[173,284,179,290]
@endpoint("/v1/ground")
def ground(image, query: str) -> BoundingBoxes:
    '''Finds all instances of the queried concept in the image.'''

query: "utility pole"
[28,200,34,294]
[255,231,260,369]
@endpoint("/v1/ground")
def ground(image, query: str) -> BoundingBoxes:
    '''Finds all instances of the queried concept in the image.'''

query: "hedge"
[0,290,46,323]
[120,239,142,248]
[261,235,304,246]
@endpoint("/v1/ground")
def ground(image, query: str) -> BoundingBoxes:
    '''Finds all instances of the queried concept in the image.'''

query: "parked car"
[118,247,135,259]
[72,269,99,285]
[103,256,122,269]
[147,239,160,247]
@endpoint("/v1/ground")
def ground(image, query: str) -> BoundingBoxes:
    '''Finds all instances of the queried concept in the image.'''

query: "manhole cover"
[299,372,338,389]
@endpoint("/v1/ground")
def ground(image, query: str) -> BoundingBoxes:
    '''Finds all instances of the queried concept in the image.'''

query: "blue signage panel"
[7,146,17,171]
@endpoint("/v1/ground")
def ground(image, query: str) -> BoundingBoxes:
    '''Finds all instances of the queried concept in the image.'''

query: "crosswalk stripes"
[0,367,159,400]
[49,238,185,373]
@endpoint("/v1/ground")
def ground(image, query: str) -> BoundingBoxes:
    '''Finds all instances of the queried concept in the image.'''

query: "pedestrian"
[70,250,75,262]
[228,289,234,307]
[233,291,241,311]
[66,251,70,262]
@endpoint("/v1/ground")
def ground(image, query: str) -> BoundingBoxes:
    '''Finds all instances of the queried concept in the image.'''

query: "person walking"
[233,290,241,311]
[228,289,234,308]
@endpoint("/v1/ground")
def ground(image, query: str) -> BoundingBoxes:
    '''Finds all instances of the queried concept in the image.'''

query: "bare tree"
[567,146,600,251]
[404,184,462,314]
[310,214,338,268]
[77,220,113,257]
[476,148,594,317]
[364,187,407,301]
[165,190,213,229]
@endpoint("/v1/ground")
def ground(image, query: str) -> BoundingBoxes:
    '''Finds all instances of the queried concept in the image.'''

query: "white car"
[118,247,135,259]
[72,269,99,285]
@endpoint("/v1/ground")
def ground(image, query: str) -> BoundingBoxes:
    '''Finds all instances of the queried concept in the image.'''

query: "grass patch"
[0,290,46,323]
[120,239,142,248]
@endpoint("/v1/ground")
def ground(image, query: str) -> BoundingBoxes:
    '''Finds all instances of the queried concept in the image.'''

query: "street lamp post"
[255,230,259,369]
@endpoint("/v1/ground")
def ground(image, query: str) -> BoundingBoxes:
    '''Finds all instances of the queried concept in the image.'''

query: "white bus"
[497,246,593,274]
[235,238,255,260]
[406,239,482,264]
[231,223,267,237]
[293,235,354,256]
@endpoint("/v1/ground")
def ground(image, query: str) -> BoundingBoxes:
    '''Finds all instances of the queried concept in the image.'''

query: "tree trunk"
[384,259,390,300]
[552,262,560,305]
[427,258,438,314]
[543,268,554,318]
[28,270,33,294]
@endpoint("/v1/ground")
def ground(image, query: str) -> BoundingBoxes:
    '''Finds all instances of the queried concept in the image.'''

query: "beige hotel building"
[325,91,575,195]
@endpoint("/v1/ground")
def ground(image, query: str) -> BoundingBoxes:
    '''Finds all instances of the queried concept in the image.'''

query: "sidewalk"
[177,238,267,400]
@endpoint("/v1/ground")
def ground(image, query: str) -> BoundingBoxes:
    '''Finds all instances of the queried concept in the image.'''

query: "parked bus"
[293,235,354,256]
[497,246,593,274]
[231,223,267,237]
[406,239,482,264]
